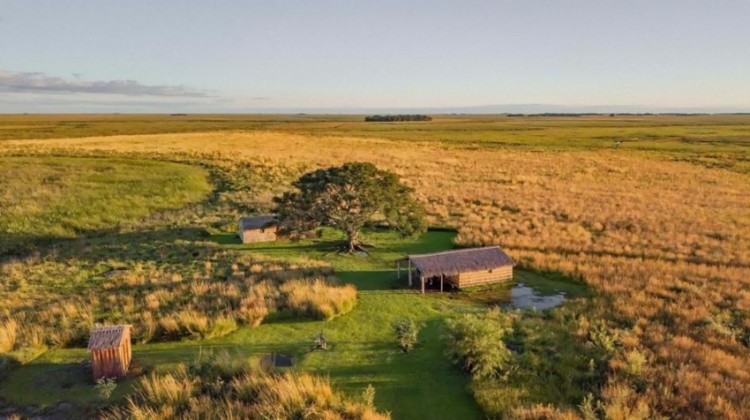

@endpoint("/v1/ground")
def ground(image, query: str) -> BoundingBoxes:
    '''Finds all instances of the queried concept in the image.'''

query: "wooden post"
[408,259,412,287]
[397,260,401,279]
[440,274,444,292]
[421,276,425,295]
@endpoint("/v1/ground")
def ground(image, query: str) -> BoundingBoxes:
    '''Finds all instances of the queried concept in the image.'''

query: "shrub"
[95,377,118,400]
[392,318,420,353]
[446,309,514,379]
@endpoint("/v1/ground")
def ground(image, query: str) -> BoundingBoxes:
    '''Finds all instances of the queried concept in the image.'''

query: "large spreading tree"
[274,162,427,252]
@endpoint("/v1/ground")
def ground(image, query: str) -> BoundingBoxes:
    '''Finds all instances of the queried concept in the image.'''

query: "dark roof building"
[238,215,279,244]
[401,246,515,293]
[239,215,278,230]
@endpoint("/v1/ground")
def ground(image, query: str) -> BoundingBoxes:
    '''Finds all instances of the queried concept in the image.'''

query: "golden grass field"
[1,115,749,418]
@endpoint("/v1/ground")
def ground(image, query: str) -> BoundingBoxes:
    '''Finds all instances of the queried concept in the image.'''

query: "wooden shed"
[88,325,132,381]
[399,246,515,293]
[238,215,278,243]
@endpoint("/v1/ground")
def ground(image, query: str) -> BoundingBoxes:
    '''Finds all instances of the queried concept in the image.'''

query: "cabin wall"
[240,226,278,243]
[456,266,513,288]
[91,330,132,381]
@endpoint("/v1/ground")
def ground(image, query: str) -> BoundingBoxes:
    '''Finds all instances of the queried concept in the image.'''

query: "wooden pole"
[397,260,401,279]
[408,259,412,287]
[421,276,425,295]
[440,274,444,292]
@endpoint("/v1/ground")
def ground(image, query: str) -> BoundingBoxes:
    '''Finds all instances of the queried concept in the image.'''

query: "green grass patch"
[0,156,212,254]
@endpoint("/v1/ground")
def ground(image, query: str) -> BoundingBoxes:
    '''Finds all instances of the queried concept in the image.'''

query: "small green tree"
[274,162,427,252]
[446,309,513,379]
[392,318,420,353]
[95,377,117,400]
[361,384,376,407]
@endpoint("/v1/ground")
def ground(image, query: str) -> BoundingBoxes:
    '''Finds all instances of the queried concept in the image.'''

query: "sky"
[1,0,749,113]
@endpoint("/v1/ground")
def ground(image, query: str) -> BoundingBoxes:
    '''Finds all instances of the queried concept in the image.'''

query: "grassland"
[0,156,211,255]
[0,114,749,418]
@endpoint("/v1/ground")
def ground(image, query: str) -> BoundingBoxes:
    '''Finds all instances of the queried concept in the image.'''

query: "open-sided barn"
[400,246,515,293]
[238,215,278,243]
[88,325,132,381]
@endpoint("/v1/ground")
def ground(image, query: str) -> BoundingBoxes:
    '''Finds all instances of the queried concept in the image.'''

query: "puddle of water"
[511,283,566,310]
[259,353,294,369]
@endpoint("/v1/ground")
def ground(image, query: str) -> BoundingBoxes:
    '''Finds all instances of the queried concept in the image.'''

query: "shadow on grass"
[0,360,131,410]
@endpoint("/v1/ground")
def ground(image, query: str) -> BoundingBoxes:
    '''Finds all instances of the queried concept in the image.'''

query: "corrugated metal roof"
[408,246,514,278]
[239,215,278,230]
[88,325,129,351]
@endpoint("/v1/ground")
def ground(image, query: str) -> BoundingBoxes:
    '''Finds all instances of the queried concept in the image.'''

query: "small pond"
[510,283,566,310]
[259,353,295,369]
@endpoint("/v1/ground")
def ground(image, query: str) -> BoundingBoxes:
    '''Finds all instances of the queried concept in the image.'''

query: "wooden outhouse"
[238,215,278,243]
[399,246,515,293]
[88,325,132,381]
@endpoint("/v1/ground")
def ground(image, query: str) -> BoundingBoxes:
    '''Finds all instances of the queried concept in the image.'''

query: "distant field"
[1,113,749,154]
[0,115,749,418]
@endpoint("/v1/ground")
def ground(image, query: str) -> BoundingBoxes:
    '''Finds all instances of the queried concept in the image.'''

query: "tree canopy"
[274,162,427,252]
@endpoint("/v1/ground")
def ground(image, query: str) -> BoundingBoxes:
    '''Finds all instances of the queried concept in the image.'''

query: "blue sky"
[1,0,749,113]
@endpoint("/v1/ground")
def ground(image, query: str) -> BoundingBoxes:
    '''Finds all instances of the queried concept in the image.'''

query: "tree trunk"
[346,229,361,252]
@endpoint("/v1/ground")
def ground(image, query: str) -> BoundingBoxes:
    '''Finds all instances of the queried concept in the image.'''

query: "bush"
[392,318,420,353]
[95,377,118,400]
[446,309,514,379]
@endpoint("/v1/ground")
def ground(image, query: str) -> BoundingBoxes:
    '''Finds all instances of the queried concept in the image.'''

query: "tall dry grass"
[106,357,389,420]
[282,279,357,320]
[0,250,356,350]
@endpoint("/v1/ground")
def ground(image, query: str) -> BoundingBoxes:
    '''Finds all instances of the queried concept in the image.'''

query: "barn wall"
[456,266,513,288]
[240,226,278,243]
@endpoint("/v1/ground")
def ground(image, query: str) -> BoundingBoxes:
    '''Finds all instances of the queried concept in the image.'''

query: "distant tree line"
[364,114,432,122]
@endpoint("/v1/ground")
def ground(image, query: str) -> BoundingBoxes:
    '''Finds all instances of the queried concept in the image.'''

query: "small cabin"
[88,325,132,381]
[399,246,515,293]
[238,215,278,243]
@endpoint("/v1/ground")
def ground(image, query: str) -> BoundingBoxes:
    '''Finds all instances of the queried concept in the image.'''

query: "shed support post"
[440,274,444,292]
[421,276,425,295]
[408,260,412,287]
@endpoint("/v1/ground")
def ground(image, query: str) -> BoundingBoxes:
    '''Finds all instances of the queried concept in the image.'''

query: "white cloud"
[0,71,209,97]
